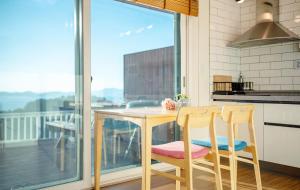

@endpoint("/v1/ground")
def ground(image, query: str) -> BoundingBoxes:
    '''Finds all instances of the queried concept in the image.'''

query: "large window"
[0,1,83,189]
[91,0,180,174]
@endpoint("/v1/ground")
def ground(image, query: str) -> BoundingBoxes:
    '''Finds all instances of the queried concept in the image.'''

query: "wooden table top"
[94,107,178,119]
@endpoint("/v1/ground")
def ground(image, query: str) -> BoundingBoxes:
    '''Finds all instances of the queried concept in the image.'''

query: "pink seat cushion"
[152,141,209,159]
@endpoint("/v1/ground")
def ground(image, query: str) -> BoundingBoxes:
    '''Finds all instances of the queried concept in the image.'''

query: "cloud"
[146,25,153,29]
[135,27,145,34]
[64,22,69,28]
[64,20,74,29]
[119,24,154,38]
[119,30,132,37]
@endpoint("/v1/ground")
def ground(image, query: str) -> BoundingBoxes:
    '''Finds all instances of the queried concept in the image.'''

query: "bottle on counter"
[238,72,244,83]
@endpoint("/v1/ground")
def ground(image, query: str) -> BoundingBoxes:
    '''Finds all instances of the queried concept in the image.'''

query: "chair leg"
[103,127,107,168]
[117,135,121,154]
[185,167,193,190]
[234,159,238,190]
[229,154,237,190]
[212,153,223,190]
[176,167,181,190]
[138,128,141,160]
[252,148,262,190]
[113,133,117,165]
[124,128,137,159]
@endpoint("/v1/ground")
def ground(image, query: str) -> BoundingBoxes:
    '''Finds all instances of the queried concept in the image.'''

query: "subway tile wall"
[240,0,300,90]
[210,0,241,91]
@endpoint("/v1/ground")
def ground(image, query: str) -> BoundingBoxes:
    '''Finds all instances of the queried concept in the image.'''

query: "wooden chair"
[151,106,223,190]
[192,105,262,190]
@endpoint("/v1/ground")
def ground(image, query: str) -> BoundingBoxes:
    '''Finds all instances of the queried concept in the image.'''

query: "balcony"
[0,109,174,190]
[0,111,77,189]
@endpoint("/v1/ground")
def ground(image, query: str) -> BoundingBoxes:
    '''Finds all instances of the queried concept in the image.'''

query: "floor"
[103,162,300,190]
[0,137,141,190]
[1,140,299,190]
[0,140,78,190]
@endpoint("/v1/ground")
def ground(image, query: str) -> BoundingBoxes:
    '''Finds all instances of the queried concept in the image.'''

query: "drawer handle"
[264,122,300,129]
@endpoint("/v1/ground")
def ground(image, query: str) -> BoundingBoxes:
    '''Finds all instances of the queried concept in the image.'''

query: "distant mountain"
[0,91,74,111]
[0,88,123,112]
[92,88,124,103]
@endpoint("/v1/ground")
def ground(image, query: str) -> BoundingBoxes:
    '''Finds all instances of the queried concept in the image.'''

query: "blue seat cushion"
[192,136,247,151]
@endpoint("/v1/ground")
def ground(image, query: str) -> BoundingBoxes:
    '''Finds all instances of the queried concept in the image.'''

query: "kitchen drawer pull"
[264,122,300,129]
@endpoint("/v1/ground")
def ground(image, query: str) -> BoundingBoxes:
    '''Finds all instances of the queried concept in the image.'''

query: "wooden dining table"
[94,107,178,190]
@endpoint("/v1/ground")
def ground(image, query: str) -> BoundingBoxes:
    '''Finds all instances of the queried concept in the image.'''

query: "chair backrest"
[221,105,256,148]
[176,106,221,168]
[177,106,221,128]
[222,104,254,125]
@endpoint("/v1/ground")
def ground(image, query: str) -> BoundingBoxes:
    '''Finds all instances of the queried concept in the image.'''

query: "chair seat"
[152,141,209,159]
[192,136,247,151]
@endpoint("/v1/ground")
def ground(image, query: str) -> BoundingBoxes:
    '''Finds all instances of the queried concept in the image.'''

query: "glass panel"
[91,0,180,174]
[0,0,82,189]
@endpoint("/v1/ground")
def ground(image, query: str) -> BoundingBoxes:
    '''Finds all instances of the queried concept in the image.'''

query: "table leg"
[60,128,65,171]
[141,120,152,190]
[94,115,104,190]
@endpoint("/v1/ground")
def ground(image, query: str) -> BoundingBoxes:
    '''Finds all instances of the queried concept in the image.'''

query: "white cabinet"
[264,104,300,125]
[264,104,300,168]
[264,124,300,168]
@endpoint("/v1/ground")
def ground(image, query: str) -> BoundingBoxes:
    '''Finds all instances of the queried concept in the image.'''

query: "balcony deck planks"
[0,140,77,190]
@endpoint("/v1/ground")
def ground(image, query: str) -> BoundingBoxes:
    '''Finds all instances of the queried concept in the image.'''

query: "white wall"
[210,0,241,90]
[183,0,210,106]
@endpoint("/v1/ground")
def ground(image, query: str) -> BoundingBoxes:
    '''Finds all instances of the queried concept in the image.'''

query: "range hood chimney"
[228,0,300,48]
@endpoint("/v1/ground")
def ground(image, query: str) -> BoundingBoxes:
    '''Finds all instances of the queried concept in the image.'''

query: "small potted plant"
[175,93,190,107]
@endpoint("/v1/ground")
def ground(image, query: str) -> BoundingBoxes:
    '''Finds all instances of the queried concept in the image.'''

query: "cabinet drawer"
[264,124,300,168]
[264,104,300,125]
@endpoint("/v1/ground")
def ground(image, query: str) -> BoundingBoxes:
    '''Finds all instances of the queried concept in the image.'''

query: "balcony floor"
[0,140,78,190]
[0,137,141,190]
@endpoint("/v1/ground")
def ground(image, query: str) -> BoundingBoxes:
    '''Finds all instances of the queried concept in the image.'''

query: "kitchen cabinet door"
[264,124,300,168]
[264,104,300,168]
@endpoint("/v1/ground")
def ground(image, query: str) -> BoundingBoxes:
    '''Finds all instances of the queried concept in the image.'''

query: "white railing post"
[29,117,33,140]
[43,116,47,139]
[36,115,39,140]
[10,118,13,141]
[4,118,7,141]
[0,111,73,144]
[18,117,21,140]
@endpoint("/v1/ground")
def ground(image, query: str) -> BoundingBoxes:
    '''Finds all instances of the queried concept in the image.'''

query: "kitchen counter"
[212,90,300,104]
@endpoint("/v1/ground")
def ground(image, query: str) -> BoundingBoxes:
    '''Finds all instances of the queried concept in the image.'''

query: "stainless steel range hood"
[228,0,300,48]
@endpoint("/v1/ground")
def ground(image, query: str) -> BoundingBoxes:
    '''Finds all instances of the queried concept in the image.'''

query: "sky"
[0,0,175,93]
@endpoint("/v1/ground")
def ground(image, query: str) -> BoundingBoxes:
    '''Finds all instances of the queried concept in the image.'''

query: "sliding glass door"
[91,0,180,174]
[0,0,182,189]
[0,0,83,189]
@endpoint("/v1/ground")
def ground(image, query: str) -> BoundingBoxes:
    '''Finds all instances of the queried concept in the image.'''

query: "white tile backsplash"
[209,0,300,91]
[293,77,300,84]
[239,0,300,90]
[241,56,260,64]
[260,70,282,78]
[210,0,241,88]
